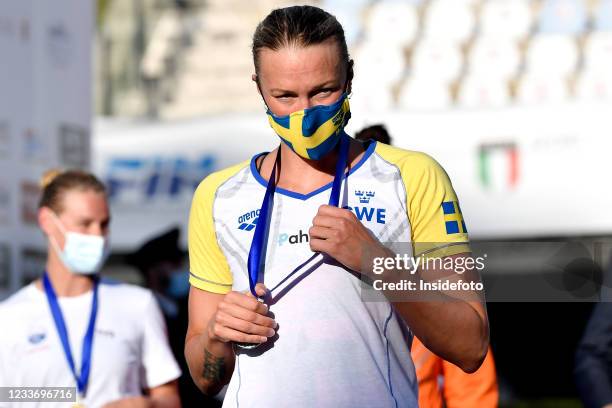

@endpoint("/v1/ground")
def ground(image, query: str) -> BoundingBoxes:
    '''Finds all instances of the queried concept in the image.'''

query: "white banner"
[354,103,612,239]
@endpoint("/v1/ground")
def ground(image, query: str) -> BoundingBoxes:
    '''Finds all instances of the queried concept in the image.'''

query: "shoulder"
[0,285,39,330]
[374,143,440,169]
[374,143,448,179]
[0,284,36,313]
[193,159,251,203]
[98,278,155,310]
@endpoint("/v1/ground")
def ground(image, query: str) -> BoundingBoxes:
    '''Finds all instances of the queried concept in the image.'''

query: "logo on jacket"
[355,190,375,204]
[238,209,260,231]
[347,190,386,224]
[28,332,46,344]
[442,201,467,234]
[278,230,309,246]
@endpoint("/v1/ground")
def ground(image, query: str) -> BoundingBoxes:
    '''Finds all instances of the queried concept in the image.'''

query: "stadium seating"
[398,76,453,110]
[134,0,612,119]
[525,34,579,77]
[594,0,612,31]
[538,0,588,35]
[583,32,612,72]
[354,41,407,85]
[422,0,477,45]
[364,0,420,47]
[575,69,612,101]
[467,37,521,81]
[516,73,571,104]
[349,77,396,113]
[458,74,511,109]
[410,38,463,83]
[479,0,534,41]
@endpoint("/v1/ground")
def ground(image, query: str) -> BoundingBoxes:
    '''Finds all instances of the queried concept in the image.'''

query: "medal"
[72,395,86,408]
[235,133,350,350]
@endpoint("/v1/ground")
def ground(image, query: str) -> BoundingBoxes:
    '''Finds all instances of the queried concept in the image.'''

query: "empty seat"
[538,0,587,35]
[583,32,612,72]
[326,7,363,46]
[354,41,407,85]
[458,74,511,108]
[480,0,534,41]
[468,37,521,80]
[422,0,476,45]
[516,73,571,104]
[398,76,453,110]
[410,38,464,82]
[525,34,578,77]
[594,0,612,31]
[349,79,395,112]
[365,1,420,47]
[575,70,612,101]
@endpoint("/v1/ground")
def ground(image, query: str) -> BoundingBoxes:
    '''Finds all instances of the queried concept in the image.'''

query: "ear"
[252,74,261,93]
[38,207,54,237]
[346,60,354,95]
[253,74,270,109]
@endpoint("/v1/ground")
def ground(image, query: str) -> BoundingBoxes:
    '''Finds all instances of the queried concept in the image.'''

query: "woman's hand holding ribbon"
[207,283,277,345]
[309,204,390,274]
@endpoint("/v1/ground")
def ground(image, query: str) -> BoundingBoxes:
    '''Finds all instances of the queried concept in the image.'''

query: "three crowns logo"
[354,190,375,204]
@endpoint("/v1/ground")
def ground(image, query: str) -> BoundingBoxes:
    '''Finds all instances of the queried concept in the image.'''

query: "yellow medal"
[72,394,85,408]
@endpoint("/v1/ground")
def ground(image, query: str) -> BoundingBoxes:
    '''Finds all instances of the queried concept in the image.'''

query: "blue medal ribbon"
[246,132,350,297]
[43,272,98,397]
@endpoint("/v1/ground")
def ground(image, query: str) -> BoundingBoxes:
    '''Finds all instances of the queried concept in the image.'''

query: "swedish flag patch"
[442,201,467,234]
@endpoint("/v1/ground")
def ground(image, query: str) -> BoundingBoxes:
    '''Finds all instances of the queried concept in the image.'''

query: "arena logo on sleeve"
[442,201,467,234]
[237,209,260,231]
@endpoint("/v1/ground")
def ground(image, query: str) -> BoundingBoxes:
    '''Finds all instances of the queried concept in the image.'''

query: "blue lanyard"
[246,132,350,296]
[42,272,98,397]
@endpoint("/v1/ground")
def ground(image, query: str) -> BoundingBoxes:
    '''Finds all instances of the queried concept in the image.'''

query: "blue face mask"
[266,92,351,160]
[166,270,190,299]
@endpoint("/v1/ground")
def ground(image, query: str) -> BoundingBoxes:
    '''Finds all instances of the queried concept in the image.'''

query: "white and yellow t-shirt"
[189,140,470,408]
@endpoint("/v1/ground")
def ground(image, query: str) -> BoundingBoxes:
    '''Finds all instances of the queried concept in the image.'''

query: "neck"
[261,137,365,194]
[35,246,94,297]
[280,143,340,175]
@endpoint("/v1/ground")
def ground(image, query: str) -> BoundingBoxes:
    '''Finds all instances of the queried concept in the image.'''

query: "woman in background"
[0,170,181,408]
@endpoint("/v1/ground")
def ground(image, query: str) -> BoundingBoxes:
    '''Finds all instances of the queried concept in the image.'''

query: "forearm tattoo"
[203,349,226,382]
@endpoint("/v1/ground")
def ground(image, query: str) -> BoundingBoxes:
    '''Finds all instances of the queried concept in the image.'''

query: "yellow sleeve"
[188,161,248,294]
[376,144,470,258]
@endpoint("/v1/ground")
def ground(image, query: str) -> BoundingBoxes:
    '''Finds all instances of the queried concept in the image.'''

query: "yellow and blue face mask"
[266,93,351,160]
